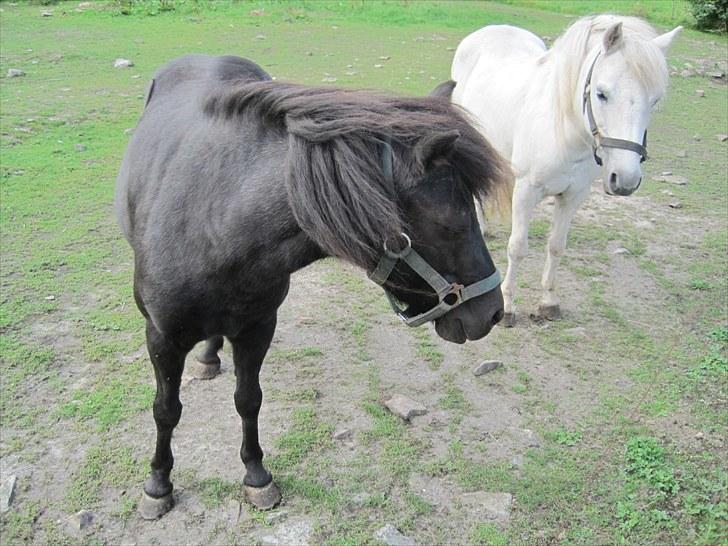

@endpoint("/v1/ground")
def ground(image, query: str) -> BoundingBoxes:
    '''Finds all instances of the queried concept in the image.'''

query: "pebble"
[74,144,86,152]
[696,89,705,97]
[379,56,391,60]
[384,394,427,421]
[114,58,134,68]
[333,427,352,440]
[41,10,53,17]
[0,475,17,512]
[265,510,289,525]
[68,509,94,531]
[668,201,683,209]
[472,360,503,376]
[260,519,313,546]
[718,134,728,142]
[6,69,25,78]
[374,64,383,68]
[675,149,687,158]
[461,491,513,522]
[661,190,675,197]
[653,174,687,186]
[522,428,540,448]
[613,247,631,255]
[563,327,586,336]
[375,524,416,546]
[709,71,725,79]
[321,77,337,83]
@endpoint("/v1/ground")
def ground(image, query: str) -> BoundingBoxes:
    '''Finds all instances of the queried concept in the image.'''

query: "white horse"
[451,15,681,326]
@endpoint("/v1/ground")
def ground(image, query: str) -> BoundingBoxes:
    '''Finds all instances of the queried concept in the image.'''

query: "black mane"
[204,81,510,268]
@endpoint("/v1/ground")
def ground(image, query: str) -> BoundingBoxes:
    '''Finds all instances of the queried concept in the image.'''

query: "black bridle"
[368,140,501,327]
[583,52,648,167]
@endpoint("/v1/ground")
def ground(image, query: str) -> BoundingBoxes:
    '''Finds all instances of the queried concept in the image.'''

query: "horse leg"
[538,187,590,320]
[139,320,186,520]
[501,178,541,327]
[229,316,280,510]
[190,335,223,380]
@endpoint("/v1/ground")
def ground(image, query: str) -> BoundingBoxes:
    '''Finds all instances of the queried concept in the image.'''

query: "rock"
[680,69,694,78]
[510,455,524,468]
[0,475,17,512]
[260,519,314,546]
[68,509,94,531]
[717,134,728,142]
[41,10,53,17]
[675,149,687,158]
[255,34,266,40]
[114,58,134,68]
[696,89,705,97]
[333,427,352,440]
[374,64,383,68]
[661,190,675,197]
[462,491,513,522]
[522,428,540,448]
[74,144,86,152]
[375,524,416,546]
[321,77,337,83]
[78,2,92,8]
[653,174,687,186]
[265,510,288,525]
[384,394,427,421]
[668,201,683,209]
[344,71,357,76]
[695,431,704,440]
[563,327,586,336]
[613,247,631,255]
[6,69,25,78]
[692,134,701,141]
[709,71,725,79]
[661,170,673,176]
[379,56,391,60]
[472,360,503,376]
[224,498,241,524]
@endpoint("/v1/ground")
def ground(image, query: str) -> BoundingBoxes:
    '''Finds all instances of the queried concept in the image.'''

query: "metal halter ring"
[383,233,411,258]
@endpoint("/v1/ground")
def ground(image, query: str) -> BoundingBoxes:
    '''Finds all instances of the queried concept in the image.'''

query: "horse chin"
[434,317,468,344]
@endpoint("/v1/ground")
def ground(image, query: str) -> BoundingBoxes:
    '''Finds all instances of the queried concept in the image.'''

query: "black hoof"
[244,481,281,511]
[537,304,562,321]
[139,491,174,520]
[501,312,516,328]
[189,359,220,380]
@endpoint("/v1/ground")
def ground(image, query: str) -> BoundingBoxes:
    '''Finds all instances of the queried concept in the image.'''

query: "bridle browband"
[367,140,501,327]
[583,52,648,167]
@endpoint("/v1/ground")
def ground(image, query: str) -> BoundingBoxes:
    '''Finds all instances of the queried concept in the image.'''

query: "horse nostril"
[491,309,504,325]
[609,172,618,189]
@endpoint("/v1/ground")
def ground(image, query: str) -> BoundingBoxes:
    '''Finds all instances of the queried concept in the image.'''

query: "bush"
[689,0,728,32]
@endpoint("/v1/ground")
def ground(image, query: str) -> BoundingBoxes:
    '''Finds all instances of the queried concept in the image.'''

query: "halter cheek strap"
[583,52,648,166]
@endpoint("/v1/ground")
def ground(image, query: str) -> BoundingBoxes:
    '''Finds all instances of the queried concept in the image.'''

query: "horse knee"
[235,388,262,418]
[153,398,182,428]
[507,238,528,262]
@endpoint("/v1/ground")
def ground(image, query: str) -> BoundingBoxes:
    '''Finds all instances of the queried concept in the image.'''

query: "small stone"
[709,71,725,79]
[510,455,524,468]
[717,134,728,142]
[695,431,704,440]
[692,134,701,141]
[696,89,705,97]
[255,34,266,40]
[41,10,52,16]
[375,524,416,546]
[332,427,352,440]
[131,74,141,79]
[0,475,17,513]
[563,327,586,336]
[661,190,675,197]
[344,71,357,76]
[522,428,540,448]
[661,170,673,176]
[472,360,502,376]
[260,519,313,546]
[379,56,391,60]
[384,394,427,421]
[461,491,513,521]
[680,69,694,78]
[653,174,687,186]
[74,144,86,152]
[114,58,134,68]
[6,69,25,78]
[675,149,687,158]
[321,77,337,83]
[78,2,92,8]
[613,247,631,255]
[668,201,683,209]
[265,510,288,525]
[68,509,94,531]
[305,51,313,56]
[374,64,383,68]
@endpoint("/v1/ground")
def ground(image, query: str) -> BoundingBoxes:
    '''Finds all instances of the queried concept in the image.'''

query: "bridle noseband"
[583,52,648,166]
[368,233,502,327]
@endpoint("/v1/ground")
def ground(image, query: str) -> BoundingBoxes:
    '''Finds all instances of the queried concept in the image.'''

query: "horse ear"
[653,26,682,55]
[603,22,623,53]
[415,130,460,169]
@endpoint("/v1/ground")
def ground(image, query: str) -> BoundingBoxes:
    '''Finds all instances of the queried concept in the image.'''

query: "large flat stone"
[384,394,427,421]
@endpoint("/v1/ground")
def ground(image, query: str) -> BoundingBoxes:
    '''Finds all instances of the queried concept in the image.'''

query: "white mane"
[545,15,670,148]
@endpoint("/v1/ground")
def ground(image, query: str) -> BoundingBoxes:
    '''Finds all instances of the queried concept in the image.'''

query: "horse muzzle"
[603,170,642,196]
[434,291,504,343]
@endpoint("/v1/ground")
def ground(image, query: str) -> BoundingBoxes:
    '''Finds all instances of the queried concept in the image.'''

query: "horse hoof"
[244,481,281,510]
[139,491,174,520]
[501,312,516,328]
[537,304,562,321]
[189,360,220,380]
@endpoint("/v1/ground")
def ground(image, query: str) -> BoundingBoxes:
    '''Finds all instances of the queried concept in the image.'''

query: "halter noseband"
[368,140,501,327]
[583,52,648,166]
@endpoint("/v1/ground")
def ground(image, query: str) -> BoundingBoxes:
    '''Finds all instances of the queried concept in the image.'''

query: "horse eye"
[596,91,608,102]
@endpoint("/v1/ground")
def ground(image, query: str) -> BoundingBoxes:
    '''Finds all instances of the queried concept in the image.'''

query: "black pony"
[115,55,509,518]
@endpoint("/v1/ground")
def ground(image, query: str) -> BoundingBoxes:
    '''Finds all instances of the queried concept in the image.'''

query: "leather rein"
[583,52,648,166]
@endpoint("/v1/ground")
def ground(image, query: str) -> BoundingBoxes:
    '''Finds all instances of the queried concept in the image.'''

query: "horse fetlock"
[501,312,517,328]
[243,459,271,487]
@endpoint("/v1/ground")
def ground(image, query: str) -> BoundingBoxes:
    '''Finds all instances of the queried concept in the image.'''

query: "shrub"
[688,0,728,32]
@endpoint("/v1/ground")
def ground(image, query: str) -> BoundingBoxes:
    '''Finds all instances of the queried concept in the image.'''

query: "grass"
[0,1,725,544]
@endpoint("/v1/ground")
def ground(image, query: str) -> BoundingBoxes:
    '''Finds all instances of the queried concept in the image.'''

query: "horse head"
[582,21,681,196]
